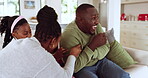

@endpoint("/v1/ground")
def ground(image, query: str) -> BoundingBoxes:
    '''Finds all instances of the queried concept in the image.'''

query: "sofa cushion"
[124,47,148,65]
[124,64,148,78]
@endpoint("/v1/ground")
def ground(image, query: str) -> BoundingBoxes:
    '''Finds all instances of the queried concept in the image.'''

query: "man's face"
[81,8,99,35]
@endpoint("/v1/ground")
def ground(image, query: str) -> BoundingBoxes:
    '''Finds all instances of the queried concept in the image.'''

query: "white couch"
[0,35,148,78]
[124,47,148,78]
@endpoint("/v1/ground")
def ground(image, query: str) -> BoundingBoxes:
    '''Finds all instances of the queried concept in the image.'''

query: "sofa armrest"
[124,47,148,66]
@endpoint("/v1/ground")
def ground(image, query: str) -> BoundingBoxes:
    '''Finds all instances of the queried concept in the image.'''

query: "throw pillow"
[105,28,115,43]
[106,28,136,68]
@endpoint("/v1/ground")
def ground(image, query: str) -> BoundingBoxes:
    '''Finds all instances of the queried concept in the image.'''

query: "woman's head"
[0,16,31,48]
[34,5,61,52]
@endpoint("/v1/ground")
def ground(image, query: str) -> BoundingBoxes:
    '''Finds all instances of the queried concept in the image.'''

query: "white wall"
[20,0,62,23]
[78,0,93,5]
[124,3,148,17]
[78,0,99,10]
[93,0,100,11]
[46,0,61,23]
[99,3,107,27]
[20,0,41,21]
[107,0,121,42]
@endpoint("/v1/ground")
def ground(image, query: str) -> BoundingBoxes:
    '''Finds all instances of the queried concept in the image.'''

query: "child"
[0,16,32,48]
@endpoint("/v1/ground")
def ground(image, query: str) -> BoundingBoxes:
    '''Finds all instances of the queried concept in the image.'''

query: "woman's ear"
[46,38,57,53]
[11,33,15,37]
[11,32,17,39]
[50,38,56,44]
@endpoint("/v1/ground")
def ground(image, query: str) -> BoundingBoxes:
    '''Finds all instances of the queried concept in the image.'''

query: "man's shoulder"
[63,22,78,35]
[64,22,76,30]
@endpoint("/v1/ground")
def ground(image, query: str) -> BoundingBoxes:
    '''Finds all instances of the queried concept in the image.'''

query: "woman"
[0,16,32,48]
[0,5,81,78]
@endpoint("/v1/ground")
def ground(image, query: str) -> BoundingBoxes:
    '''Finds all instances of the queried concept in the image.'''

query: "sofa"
[124,47,148,78]
[0,26,147,78]
[0,39,147,78]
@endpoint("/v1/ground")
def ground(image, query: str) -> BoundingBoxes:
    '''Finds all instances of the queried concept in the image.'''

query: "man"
[61,4,130,78]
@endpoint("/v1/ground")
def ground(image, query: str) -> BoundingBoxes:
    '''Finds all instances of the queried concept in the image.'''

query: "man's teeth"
[92,26,97,29]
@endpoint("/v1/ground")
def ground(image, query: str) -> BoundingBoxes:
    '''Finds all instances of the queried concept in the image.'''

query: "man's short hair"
[76,4,95,15]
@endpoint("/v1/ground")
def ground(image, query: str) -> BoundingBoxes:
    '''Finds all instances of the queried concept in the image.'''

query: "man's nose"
[94,19,99,25]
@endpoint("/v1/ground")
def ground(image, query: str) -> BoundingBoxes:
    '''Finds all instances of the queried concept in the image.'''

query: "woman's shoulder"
[2,37,40,50]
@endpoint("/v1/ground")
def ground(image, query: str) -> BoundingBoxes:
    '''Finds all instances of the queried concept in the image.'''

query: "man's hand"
[88,33,107,51]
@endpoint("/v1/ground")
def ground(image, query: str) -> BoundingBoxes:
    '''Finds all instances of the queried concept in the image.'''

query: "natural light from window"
[61,0,77,24]
[0,0,19,16]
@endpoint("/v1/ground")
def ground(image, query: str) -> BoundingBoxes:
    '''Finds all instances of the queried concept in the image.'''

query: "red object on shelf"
[120,13,126,21]
[138,14,148,21]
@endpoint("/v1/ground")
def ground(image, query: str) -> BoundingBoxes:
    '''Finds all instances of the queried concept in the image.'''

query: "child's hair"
[34,5,61,42]
[0,16,28,48]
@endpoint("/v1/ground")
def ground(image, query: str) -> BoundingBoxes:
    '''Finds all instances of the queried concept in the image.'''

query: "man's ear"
[76,17,81,21]
[76,15,83,21]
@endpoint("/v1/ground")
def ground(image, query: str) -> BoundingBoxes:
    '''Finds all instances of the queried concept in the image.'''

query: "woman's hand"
[53,47,67,61]
[70,44,82,57]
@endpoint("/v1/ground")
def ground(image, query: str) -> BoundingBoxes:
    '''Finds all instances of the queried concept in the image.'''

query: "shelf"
[120,21,148,51]
[121,21,148,23]
[122,0,148,4]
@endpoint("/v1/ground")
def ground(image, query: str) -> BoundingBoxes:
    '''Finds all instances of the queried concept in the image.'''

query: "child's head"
[35,5,61,52]
[0,16,32,48]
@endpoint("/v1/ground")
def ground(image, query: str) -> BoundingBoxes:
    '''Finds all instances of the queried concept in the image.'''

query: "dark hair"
[34,5,61,42]
[76,4,95,16]
[0,16,28,48]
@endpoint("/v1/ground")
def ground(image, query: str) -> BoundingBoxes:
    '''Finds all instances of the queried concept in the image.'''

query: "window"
[0,0,20,16]
[61,0,77,24]
[40,0,46,8]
